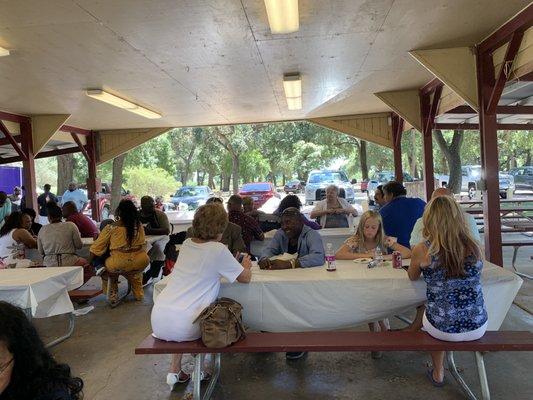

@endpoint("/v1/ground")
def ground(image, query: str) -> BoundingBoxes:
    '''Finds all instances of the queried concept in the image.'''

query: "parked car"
[366,171,414,201]
[304,170,355,205]
[170,186,213,210]
[461,165,515,198]
[284,180,303,194]
[508,166,533,191]
[80,182,137,219]
[239,182,280,208]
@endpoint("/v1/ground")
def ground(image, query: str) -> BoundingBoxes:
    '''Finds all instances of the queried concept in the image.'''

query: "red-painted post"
[391,114,404,183]
[20,119,37,210]
[86,132,101,222]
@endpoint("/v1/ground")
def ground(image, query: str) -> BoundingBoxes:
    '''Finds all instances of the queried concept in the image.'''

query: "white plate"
[353,258,372,263]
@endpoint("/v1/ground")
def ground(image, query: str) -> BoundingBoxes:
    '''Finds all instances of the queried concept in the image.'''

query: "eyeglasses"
[0,358,13,375]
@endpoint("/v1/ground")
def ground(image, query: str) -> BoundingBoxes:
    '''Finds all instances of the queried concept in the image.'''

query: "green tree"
[124,166,178,200]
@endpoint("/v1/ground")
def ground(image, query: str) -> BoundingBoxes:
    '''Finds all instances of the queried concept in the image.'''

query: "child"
[335,211,412,354]
[335,210,411,261]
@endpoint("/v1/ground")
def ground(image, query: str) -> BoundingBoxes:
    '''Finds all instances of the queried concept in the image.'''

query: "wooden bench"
[135,331,533,400]
[68,289,103,302]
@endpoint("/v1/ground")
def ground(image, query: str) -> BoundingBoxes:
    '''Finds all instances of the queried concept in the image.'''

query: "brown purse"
[193,298,246,348]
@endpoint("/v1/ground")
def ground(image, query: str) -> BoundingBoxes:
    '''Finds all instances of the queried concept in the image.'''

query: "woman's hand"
[240,254,252,269]
[384,236,397,248]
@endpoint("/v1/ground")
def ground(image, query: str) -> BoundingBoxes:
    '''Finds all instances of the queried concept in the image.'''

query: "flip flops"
[426,369,445,387]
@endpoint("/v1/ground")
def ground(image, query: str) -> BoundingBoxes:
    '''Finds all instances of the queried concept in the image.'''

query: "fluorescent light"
[283,73,302,110]
[286,97,302,111]
[86,90,161,119]
[0,47,10,57]
[264,0,299,34]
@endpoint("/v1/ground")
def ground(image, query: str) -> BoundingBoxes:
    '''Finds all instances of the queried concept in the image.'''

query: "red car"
[239,182,280,208]
[360,180,369,192]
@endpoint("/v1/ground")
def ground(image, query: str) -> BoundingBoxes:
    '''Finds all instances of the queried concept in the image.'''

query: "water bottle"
[374,245,383,266]
[325,242,336,272]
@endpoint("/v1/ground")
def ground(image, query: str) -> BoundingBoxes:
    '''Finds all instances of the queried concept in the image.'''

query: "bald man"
[409,187,481,247]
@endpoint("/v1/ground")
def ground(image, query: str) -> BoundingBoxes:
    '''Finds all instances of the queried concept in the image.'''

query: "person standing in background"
[37,184,58,221]
[61,183,88,214]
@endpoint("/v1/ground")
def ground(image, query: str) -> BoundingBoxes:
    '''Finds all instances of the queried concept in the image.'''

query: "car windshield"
[308,172,349,184]
[175,187,205,197]
[241,183,270,191]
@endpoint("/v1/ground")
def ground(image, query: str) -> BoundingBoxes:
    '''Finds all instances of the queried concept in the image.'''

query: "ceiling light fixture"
[283,73,302,110]
[86,89,161,119]
[0,46,10,57]
[264,0,299,34]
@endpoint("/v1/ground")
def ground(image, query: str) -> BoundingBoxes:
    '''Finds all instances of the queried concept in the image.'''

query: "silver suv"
[304,170,355,205]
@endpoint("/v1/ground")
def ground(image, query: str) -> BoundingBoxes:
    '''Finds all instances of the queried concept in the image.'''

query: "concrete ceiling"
[0,0,530,130]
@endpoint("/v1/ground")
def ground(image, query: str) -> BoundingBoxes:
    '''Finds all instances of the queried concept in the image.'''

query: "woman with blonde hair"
[408,196,487,387]
[151,203,252,389]
[335,210,411,260]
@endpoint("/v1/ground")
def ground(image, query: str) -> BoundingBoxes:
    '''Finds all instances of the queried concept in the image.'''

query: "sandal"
[193,370,211,382]
[426,369,445,387]
[166,370,190,389]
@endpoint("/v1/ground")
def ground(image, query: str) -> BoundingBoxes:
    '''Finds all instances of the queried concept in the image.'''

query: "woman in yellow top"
[88,200,150,302]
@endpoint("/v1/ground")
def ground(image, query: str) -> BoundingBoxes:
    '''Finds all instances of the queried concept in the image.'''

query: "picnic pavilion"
[0,2,532,399]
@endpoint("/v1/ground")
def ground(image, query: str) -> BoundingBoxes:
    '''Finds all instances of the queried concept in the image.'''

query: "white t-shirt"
[151,239,244,342]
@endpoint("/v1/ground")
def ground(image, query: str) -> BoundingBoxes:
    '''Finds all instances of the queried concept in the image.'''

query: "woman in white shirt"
[151,203,252,389]
[310,185,358,228]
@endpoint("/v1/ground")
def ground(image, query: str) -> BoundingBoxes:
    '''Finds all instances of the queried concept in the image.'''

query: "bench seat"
[135,331,533,354]
[68,289,103,301]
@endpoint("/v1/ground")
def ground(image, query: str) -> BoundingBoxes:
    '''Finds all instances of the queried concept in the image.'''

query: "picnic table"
[0,266,83,347]
[464,206,533,218]
[459,197,533,207]
[154,260,521,332]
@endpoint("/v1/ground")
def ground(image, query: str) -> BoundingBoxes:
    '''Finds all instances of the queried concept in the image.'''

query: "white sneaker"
[166,371,190,390]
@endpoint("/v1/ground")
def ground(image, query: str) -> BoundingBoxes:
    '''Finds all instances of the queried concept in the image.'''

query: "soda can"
[392,251,402,269]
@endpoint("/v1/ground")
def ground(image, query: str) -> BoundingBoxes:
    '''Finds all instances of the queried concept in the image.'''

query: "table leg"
[45,312,75,348]
[475,351,491,400]
[193,354,202,400]
[511,246,519,272]
[446,351,478,400]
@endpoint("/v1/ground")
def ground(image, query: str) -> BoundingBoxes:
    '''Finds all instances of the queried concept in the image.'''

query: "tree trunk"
[282,174,286,186]
[208,172,215,189]
[231,155,240,194]
[434,129,464,193]
[359,140,369,180]
[111,153,126,212]
[409,130,418,179]
[223,174,231,192]
[57,154,74,195]
[526,149,531,166]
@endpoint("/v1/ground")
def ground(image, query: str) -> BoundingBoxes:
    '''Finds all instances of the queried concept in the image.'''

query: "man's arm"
[145,211,171,235]
[297,231,325,268]
[260,230,283,260]
[248,215,264,241]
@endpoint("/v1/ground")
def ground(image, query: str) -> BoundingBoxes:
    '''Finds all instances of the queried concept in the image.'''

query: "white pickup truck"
[439,165,515,198]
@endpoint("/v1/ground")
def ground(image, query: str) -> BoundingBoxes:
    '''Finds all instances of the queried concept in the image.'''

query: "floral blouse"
[422,247,488,333]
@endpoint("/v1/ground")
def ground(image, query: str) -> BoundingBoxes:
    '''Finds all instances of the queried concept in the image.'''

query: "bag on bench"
[194,297,246,348]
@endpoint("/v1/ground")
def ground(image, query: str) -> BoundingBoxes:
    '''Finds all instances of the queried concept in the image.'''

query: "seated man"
[258,207,325,361]
[227,195,264,254]
[259,207,325,270]
[379,181,426,249]
[410,187,481,247]
[186,197,246,255]
[140,195,171,285]
[62,201,99,238]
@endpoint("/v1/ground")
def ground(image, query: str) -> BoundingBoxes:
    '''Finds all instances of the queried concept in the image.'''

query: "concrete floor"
[34,245,532,400]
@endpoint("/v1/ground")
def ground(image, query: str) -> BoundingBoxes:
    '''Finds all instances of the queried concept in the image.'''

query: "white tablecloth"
[154,260,522,332]
[250,227,355,256]
[0,267,83,318]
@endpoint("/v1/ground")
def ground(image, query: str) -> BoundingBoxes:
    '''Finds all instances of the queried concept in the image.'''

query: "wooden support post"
[419,82,442,201]
[86,132,100,222]
[20,119,37,210]
[391,114,404,183]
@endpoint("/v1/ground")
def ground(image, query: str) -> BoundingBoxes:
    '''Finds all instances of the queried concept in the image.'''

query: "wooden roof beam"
[374,90,422,132]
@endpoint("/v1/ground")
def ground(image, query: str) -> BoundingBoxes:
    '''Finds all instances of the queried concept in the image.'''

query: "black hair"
[0,212,23,237]
[0,301,83,400]
[21,207,37,219]
[227,195,243,206]
[43,184,51,191]
[206,197,223,204]
[277,194,302,213]
[376,185,384,196]
[383,181,407,198]
[46,204,63,221]
[115,199,140,245]
[281,207,302,219]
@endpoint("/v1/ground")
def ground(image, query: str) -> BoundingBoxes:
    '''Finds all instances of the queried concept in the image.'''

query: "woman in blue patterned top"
[408,196,487,387]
